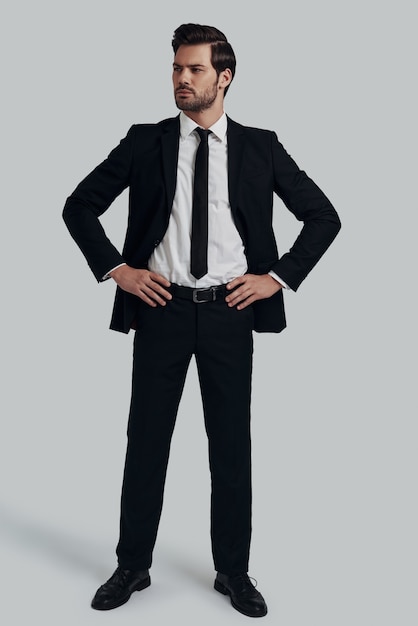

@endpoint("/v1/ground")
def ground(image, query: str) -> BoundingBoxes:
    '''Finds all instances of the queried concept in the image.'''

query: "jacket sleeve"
[269,132,341,290]
[62,125,135,281]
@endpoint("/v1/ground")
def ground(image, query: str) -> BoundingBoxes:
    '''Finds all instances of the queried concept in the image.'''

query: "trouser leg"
[195,301,254,574]
[116,300,194,570]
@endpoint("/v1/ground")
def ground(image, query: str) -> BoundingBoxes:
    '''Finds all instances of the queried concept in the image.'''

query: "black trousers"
[116,294,254,574]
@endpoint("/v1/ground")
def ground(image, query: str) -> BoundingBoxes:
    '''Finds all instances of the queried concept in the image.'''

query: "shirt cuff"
[268,270,288,289]
[102,262,127,281]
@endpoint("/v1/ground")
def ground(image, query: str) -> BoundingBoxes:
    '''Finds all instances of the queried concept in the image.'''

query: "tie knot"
[195,127,211,143]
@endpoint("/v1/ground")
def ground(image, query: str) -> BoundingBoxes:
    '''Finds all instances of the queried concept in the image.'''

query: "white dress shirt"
[106,111,287,289]
[148,112,247,287]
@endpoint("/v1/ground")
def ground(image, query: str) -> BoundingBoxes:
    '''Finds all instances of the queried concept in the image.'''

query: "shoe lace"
[107,567,130,590]
[232,573,258,594]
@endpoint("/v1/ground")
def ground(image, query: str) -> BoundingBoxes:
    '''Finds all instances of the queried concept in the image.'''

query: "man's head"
[172,24,236,115]
[172,24,236,95]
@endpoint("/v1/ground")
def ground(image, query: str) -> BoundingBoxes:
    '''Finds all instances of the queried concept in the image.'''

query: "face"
[173,44,225,113]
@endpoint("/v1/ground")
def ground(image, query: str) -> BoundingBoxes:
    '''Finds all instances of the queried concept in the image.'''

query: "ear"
[218,68,232,90]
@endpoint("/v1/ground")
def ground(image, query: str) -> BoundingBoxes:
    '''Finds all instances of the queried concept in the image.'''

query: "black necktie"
[191,128,210,279]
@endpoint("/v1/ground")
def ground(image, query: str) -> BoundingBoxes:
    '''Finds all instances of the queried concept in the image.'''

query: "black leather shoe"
[215,572,268,617]
[91,566,150,610]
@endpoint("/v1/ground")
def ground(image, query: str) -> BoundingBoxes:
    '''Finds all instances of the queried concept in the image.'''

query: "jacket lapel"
[226,116,245,217]
[160,115,245,219]
[161,116,181,214]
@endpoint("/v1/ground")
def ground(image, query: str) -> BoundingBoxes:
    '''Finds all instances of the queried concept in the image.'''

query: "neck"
[183,106,224,129]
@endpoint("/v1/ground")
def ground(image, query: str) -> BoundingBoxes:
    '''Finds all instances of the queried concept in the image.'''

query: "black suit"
[64,116,340,333]
[63,115,340,574]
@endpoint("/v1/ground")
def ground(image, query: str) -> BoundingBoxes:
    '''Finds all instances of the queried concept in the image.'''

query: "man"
[63,23,341,618]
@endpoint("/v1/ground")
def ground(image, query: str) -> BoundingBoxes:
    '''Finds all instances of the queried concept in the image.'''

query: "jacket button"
[154,240,160,247]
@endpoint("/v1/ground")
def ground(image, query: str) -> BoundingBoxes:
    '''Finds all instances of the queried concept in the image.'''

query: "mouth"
[176,88,194,96]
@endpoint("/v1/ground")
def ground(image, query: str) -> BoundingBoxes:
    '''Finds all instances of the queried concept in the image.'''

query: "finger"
[137,290,158,307]
[226,286,253,306]
[149,272,171,287]
[148,280,172,300]
[225,281,251,301]
[141,285,169,306]
[236,295,256,310]
[226,275,247,290]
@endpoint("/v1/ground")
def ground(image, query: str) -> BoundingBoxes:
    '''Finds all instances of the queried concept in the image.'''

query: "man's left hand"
[225,274,283,310]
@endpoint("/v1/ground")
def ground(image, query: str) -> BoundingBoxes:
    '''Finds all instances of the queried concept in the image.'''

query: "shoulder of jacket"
[227,116,274,137]
[129,116,179,133]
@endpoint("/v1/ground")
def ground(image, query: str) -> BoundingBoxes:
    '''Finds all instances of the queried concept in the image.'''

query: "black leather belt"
[170,283,229,303]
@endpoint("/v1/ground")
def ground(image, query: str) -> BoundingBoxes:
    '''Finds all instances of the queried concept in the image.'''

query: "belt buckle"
[192,287,217,303]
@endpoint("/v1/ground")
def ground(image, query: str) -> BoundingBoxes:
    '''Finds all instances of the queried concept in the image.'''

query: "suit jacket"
[63,115,341,333]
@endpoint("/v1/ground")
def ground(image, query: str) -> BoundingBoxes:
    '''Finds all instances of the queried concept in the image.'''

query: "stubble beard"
[175,80,218,113]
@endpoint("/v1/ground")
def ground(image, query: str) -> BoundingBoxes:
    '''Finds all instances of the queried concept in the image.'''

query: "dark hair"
[172,23,236,95]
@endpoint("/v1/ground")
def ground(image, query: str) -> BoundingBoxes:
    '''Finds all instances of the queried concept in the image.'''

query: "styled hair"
[172,23,236,95]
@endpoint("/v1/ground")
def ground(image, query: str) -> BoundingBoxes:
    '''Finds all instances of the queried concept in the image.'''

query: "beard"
[175,80,218,112]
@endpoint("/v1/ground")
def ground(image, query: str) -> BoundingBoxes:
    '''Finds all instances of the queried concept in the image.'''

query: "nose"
[176,68,191,85]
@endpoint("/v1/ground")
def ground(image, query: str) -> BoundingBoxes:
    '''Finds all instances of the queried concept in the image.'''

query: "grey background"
[1,0,416,624]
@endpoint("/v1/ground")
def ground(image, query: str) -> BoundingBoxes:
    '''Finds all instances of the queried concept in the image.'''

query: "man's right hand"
[109,265,172,307]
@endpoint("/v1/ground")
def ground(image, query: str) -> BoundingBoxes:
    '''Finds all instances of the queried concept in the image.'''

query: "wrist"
[109,263,128,279]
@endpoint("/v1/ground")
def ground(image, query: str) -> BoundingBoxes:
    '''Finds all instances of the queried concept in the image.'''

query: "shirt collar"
[179,111,227,142]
